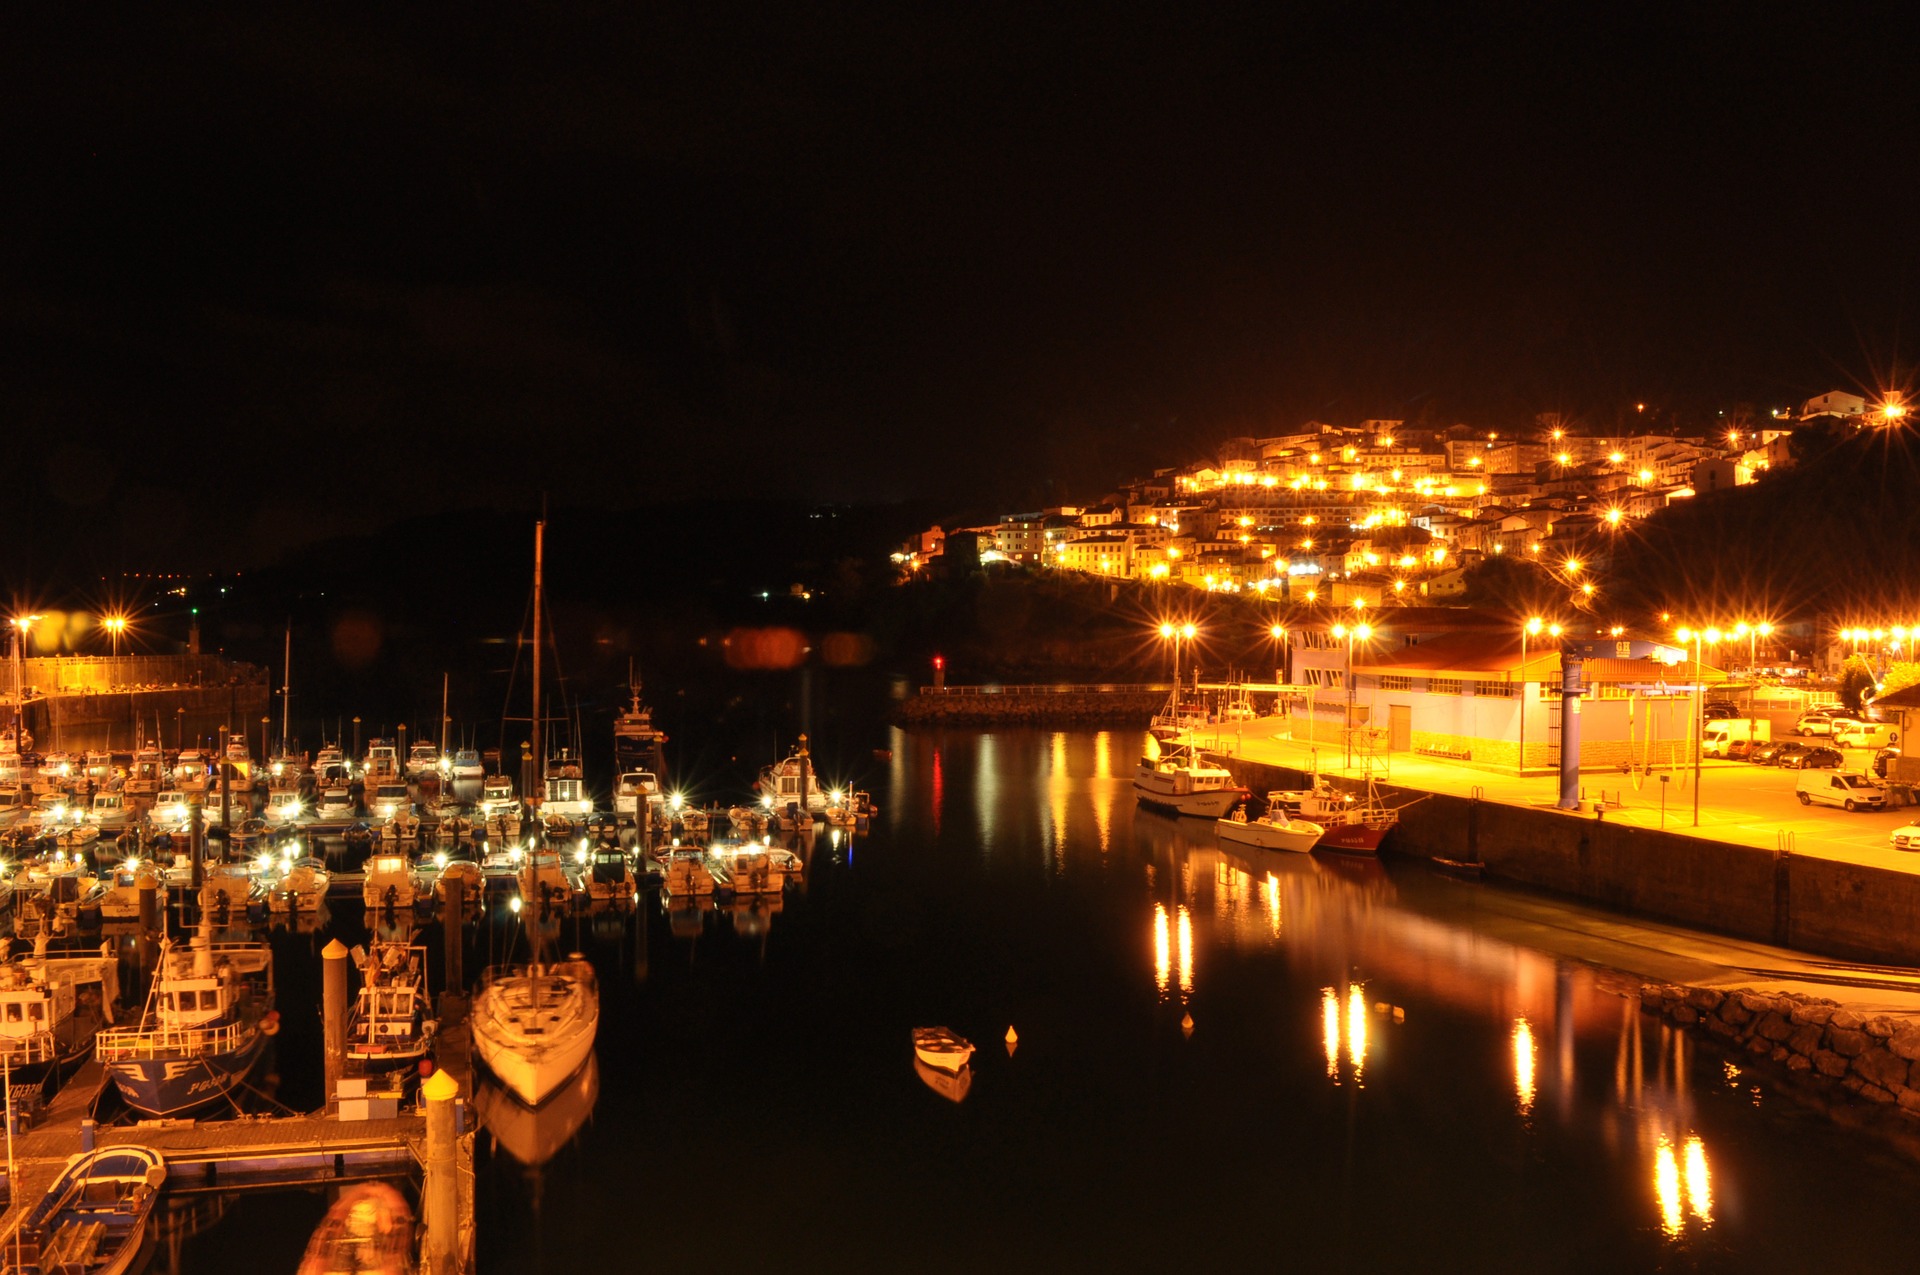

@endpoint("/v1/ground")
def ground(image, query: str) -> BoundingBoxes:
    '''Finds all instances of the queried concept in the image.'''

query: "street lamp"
[1158,623,1198,731]
[1676,626,1722,827]
[1330,620,1373,767]
[104,615,127,659]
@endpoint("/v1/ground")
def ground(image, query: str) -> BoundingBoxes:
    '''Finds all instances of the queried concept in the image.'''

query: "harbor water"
[169,728,1920,1272]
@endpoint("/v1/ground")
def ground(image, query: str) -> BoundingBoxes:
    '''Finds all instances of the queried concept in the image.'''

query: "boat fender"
[262,1011,281,1037]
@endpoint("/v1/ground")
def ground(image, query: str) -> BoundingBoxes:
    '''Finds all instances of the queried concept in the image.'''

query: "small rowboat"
[912,1026,974,1074]
[20,1145,167,1275]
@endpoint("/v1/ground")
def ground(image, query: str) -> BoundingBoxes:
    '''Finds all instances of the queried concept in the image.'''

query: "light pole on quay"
[1329,620,1372,768]
[1677,625,1722,827]
[1518,618,1560,774]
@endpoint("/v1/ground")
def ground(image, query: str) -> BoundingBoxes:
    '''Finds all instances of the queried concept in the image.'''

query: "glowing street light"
[1330,620,1373,767]
[1675,625,1723,826]
[1518,618,1561,774]
[103,615,128,659]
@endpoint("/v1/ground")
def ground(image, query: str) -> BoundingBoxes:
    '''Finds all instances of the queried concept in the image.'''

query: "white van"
[1833,721,1898,749]
[1703,719,1770,758]
[1796,770,1886,811]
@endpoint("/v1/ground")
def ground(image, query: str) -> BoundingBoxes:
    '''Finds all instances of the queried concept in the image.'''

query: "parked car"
[1702,702,1741,720]
[1834,721,1899,749]
[1748,739,1793,765]
[1794,712,1840,736]
[1777,743,1843,769]
[1891,822,1920,852]
[1796,770,1886,811]
[1875,746,1902,779]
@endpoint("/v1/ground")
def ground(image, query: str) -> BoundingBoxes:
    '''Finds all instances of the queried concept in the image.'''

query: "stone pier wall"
[896,691,1165,728]
[1644,984,1920,1116]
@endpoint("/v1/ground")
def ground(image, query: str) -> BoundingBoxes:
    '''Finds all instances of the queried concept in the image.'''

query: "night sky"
[6,6,1915,572]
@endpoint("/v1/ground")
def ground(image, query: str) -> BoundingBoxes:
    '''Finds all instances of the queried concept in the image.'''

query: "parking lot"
[1201,719,1920,874]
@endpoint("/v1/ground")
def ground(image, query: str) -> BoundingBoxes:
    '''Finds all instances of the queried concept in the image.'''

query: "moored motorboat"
[656,848,716,897]
[266,855,330,913]
[1215,800,1325,853]
[294,1182,413,1275]
[99,860,169,922]
[362,853,418,911]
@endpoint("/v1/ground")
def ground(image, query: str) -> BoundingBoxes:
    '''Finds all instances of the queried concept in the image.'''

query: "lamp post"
[104,615,126,660]
[1330,620,1372,768]
[1677,626,1721,827]
[1520,618,1543,773]
[1158,622,1197,733]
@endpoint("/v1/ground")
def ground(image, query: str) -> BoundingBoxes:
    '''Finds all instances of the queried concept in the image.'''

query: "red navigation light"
[933,655,945,671]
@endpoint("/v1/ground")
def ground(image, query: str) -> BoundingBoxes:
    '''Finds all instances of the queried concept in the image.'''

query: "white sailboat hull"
[471,965,599,1107]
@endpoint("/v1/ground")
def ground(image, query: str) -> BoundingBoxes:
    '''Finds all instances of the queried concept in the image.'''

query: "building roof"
[1357,633,1725,682]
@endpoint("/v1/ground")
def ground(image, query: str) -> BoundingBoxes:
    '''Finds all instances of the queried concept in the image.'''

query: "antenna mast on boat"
[440,672,450,759]
[279,622,293,754]
[531,519,544,807]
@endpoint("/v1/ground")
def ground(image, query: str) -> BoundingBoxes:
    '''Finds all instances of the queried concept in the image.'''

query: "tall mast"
[279,623,292,753]
[531,519,544,805]
[440,672,450,758]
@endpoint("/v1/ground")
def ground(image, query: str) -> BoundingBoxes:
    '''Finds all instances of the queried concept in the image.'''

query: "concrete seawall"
[1215,753,1920,968]
[897,691,1164,728]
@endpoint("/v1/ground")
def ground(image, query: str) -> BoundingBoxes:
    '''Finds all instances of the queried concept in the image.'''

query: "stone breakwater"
[1642,984,1920,1113]
[895,691,1164,728]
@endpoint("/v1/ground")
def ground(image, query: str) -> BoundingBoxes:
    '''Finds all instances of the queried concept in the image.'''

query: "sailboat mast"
[279,623,292,753]
[440,672,450,759]
[531,520,545,805]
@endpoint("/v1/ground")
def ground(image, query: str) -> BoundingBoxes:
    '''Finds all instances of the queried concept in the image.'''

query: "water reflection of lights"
[1154,904,1171,996]
[1654,1134,1713,1238]
[1176,905,1194,999]
[1322,983,1368,1084]
[1093,731,1112,778]
[975,733,999,854]
[1263,872,1280,937]
[1513,1017,1537,1114]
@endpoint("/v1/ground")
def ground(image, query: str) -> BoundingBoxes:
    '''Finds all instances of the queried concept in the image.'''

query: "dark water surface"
[175,728,1920,1273]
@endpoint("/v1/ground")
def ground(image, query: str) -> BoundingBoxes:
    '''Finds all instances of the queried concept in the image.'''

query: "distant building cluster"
[896,391,1902,600]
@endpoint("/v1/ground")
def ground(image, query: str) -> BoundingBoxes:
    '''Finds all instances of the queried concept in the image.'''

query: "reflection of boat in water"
[914,1057,972,1103]
[1133,743,1242,818]
[1214,801,1324,853]
[18,1145,167,1275]
[912,1026,974,1073]
[664,895,709,939]
[294,1182,414,1275]
[475,1051,599,1168]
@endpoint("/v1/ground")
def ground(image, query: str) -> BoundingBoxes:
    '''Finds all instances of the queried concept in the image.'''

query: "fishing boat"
[470,954,598,1107]
[362,853,418,910]
[362,740,402,790]
[345,941,435,1075]
[266,855,330,914]
[1133,742,1243,818]
[480,774,516,813]
[611,675,667,773]
[1273,774,1403,856]
[15,1145,166,1275]
[173,749,212,792]
[313,743,346,779]
[541,751,592,824]
[0,947,121,1086]
[1215,801,1325,853]
[294,1183,414,1275]
[99,860,169,922]
[87,790,131,831]
[96,930,276,1116]
[912,1026,975,1074]
[126,746,166,798]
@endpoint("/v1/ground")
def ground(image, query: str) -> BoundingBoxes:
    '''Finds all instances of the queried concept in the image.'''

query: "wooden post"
[422,1068,462,1272]
[322,939,349,1105]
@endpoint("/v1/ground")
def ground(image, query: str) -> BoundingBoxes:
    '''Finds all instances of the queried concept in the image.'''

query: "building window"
[1379,676,1412,692]
[1475,680,1514,698]
[1430,678,1463,695]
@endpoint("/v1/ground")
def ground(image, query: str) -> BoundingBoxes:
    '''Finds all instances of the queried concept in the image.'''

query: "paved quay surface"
[1187,716,1920,873]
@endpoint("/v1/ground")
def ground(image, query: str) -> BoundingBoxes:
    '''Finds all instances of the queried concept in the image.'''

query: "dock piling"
[422,1068,460,1273]
[322,939,349,1104]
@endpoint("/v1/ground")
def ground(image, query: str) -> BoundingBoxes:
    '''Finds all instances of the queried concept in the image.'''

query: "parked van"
[1833,721,1898,749]
[1796,770,1886,811]
[1702,719,1770,758]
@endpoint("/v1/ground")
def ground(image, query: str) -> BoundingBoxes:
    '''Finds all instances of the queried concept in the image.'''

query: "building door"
[1389,703,1412,752]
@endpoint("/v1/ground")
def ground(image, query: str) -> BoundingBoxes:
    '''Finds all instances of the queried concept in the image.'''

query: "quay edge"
[1214,752,1920,970]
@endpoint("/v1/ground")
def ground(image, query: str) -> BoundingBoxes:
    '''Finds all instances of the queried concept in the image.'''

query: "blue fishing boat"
[16,1145,167,1275]
[95,931,275,1117]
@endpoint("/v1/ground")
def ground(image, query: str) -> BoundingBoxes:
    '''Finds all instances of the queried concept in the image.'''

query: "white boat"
[758,740,828,814]
[87,790,131,831]
[264,790,306,825]
[266,855,330,913]
[480,775,515,811]
[0,784,30,828]
[475,1051,598,1168]
[912,1026,975,1074]
[518,847,574,909]
[1215,803,1325,854]
[174,749,212,792]
[612,771,661,824]
[126,746,166,797]
[486,805,524,841]
[541,752,592,821]
[37,752,79,794]
[406,743,442,777]
[100,860,169,921]
[363,740,402,789]
[363,853,418,910]
[434,857,485,906]
[316,781,355,821]
[470,956,598,1107]
[369,782,412,821]
[1133,743,1242,818]
[313,744,346,777]
[150,790,193,834]
[708,845,802,894]
[450,748,485,780]
[199,862,261,918]
[727,805,767,839]
[380,811,421,846]
[576,845,635,903]
[0,949,121,1085]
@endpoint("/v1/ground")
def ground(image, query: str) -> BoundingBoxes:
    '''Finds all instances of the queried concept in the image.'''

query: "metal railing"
[917,683,1171,696]
[96,1018,253,1062]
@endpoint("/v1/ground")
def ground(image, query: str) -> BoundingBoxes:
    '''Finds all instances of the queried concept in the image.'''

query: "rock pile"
[1642,984,1920,1112]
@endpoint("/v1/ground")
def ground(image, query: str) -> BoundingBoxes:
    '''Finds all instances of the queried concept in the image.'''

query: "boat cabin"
[266,791,303,821]
[372,784,411,817]
[89,792,127,823]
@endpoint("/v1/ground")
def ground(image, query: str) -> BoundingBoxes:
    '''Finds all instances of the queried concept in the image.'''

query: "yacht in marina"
[518,846,575,909]
[363,740,402,790]
[758,739,829,814]
[612,770,661,824]
[471,955,598,1108]
[406,742,442,778]
[126,746,166,797]
[450,748,485,781]
[96,930,276,1116]
[541,751,592,826]
[362,853,418,910]
[265,855,330,914]
[100,859,169,921]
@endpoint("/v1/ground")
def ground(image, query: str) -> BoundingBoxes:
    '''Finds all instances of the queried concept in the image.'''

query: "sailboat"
[471,519,600,1107]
